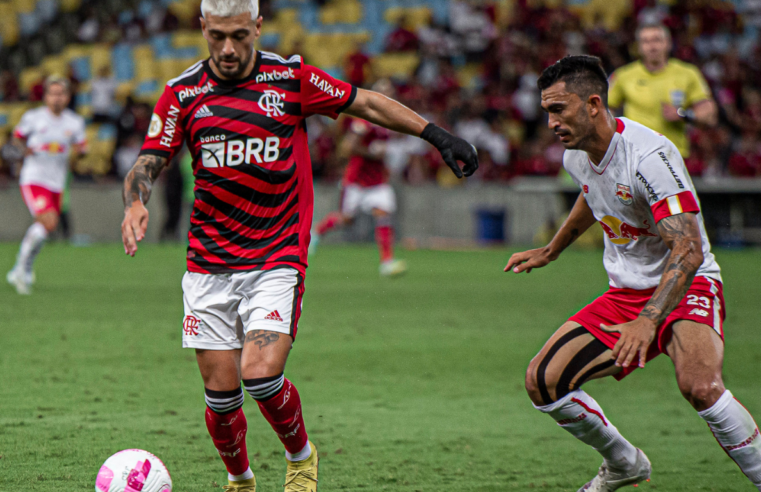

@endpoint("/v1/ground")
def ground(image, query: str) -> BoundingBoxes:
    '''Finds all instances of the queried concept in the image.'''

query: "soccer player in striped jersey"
[120,1,478,491]
[312,79,408,277]
[506,56,760,491]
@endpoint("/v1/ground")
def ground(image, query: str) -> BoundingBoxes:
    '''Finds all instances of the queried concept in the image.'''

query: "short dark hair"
[537,55,609,107]
[635,22,671,43]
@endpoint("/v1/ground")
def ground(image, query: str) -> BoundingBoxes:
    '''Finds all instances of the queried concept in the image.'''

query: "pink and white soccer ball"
[95,449,172,492]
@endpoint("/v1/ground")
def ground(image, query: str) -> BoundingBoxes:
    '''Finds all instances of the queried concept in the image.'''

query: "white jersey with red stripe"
[14,107,86,192]
[563,117,721,290]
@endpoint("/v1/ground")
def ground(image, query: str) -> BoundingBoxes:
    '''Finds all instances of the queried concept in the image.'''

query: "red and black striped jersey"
[140,51,356,274]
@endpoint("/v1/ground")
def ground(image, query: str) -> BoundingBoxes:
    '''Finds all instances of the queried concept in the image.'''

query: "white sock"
[698,390,761,489]
[285,441,312,462]
[228,467,254,482]
[536,389,639,469]
[17,222,48,273]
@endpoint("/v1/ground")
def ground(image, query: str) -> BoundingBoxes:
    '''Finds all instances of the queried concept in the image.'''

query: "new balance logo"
[195,104,213,119]
[689,308,709,317]
[265,310,283,322]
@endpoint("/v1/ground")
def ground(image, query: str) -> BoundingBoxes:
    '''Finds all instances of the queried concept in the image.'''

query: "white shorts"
[181,267,305,350]
[341,184,396,218]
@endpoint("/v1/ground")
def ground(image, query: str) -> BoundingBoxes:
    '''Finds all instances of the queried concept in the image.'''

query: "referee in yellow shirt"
[608,23,718,156]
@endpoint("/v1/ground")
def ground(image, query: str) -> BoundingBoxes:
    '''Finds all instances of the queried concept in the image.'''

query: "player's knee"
[525,359,545,406]
[243,373,285,401]
[204,386,244,414]
[38,214,58,232]
[677,375,725,410]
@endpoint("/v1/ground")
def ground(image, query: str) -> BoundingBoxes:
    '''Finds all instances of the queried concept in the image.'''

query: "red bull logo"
[615,183,633,205]
[39,141,67,154]
[599,215,657,245]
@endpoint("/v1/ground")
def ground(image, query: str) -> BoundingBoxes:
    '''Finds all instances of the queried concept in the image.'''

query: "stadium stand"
[0,0,759,183]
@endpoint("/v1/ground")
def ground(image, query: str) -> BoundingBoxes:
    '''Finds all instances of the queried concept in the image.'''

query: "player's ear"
[200,16,209,39]
[253,16,263,39]
[588,95,603,117]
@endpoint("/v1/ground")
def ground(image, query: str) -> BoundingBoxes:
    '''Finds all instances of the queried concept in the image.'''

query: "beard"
[212,50,253,79]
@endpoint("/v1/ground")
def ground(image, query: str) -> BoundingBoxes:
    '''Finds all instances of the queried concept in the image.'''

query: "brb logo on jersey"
[258,90,285,117]
[599,215,658,245]
[200,137,281,168]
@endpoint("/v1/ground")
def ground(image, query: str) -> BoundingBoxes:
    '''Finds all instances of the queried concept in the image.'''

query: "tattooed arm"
[121,154,168,256]
[505,193,597,274]
[610,213,704,368]
[641,213,704,324]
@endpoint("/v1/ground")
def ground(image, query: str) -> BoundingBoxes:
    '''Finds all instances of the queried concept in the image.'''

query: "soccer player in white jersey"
[6,75,87,294]
[506,56,760,491]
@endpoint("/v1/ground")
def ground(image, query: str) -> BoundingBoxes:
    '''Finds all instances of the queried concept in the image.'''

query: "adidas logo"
[264,310,283,322]
[195,104,214,119]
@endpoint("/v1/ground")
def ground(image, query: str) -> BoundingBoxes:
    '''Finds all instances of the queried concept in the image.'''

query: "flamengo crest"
[258,90,285,117]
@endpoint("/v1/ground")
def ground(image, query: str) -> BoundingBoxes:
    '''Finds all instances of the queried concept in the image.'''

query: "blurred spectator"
[384,16,420,52]
[344,42,371,87]
[29,75,46,102]
[113,133,142,178]
[67,64,81,112]
[91,66,119,123]
[77,9,100,43]
[1,70,20,102]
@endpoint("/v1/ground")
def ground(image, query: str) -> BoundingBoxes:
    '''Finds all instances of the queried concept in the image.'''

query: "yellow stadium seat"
[384,7,432,29]
[319,0,362,25]
[456,63,483,89]
[12,0,35,14]
[41,55,68,79]
[0,3,20,47]
[116,81,135,103]
[10,102,34,127]
[372,53,420,79]
[90,45,113,73]
[60,0,82,13]
[63,45,92,61]
[172,31,204,49]
[20,67,45,95]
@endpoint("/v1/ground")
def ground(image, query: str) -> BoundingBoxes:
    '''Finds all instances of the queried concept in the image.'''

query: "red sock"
[257,379,309,454]
[375,225,394,263]
[205,407,250,476]
[317,211,343,236]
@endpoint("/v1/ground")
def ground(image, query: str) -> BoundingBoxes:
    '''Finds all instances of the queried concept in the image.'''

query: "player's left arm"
[345,89,478,178]
[663,67,717,127]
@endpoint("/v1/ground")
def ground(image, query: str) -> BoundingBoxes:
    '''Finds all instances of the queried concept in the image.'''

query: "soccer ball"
[95,449,172,492]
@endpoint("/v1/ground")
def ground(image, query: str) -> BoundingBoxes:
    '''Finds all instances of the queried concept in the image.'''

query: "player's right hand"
[420,123,479,178]
[504,247,554,274]
[121,202,149,257]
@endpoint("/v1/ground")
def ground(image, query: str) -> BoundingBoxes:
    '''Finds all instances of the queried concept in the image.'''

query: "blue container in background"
[475,208,506,244]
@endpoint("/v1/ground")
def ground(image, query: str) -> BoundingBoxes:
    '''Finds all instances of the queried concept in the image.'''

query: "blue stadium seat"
[112,44,135,82]
[70,56,91,81]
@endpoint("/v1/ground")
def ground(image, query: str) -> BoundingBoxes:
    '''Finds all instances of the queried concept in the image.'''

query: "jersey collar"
[587,119,624,175]
[204,50,262,87]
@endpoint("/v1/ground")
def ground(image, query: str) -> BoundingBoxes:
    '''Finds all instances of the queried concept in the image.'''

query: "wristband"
[677,107,695,123]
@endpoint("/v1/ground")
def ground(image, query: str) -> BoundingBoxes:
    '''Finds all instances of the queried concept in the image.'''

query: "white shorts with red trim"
[569,275,725,380]
[21,184,62,216]
[181,267,305,350]
[341,183,396,217]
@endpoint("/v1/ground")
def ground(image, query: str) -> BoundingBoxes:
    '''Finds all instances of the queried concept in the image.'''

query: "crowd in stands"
[1,0,760,187]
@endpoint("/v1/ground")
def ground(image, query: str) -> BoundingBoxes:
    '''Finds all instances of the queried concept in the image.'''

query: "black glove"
[420,123,479,179]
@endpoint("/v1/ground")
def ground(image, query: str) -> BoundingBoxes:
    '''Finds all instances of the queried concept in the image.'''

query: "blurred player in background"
[311,79,407,277]
[608,23,717,157]
[507,56,760,491]
[120,1,478,491]
[6,76,87,295]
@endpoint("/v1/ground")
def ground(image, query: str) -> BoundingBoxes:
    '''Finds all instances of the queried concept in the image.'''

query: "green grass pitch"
[1,243,759,491]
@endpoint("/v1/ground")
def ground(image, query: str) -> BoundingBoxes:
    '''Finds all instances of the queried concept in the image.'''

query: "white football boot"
[578,448,651,491]
[379,259,407,277]
[6,266,32,295]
